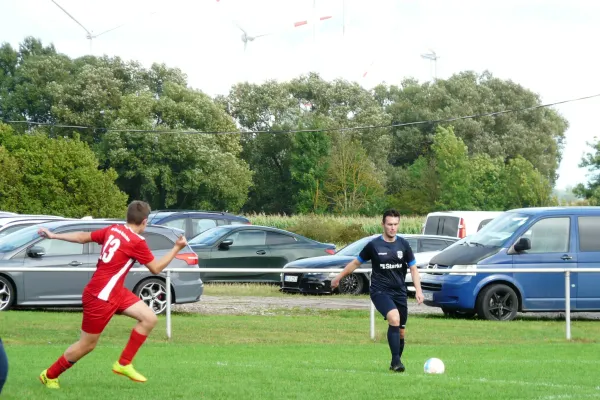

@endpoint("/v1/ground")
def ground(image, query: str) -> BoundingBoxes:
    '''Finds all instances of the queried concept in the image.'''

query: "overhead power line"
[2,93,600,136]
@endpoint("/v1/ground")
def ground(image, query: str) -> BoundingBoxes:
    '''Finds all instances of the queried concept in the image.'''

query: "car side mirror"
[219,239,233,250]
[27,245,46,258]
[512,237,531,253]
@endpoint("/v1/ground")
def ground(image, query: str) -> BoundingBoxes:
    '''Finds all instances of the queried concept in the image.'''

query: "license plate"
[423,292,433,301]
[284,275,298,282]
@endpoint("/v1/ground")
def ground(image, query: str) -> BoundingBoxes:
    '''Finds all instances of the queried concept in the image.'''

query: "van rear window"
[424,216,459,237]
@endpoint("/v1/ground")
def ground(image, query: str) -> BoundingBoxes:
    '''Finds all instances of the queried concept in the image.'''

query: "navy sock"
[387,325,400,366]
[399,338,405,361]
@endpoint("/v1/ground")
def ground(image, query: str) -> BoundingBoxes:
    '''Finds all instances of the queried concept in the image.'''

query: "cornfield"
[243,213,426,246]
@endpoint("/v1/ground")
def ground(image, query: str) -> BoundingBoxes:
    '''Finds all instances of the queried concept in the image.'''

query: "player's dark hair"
[382,209,401,223]
[126,200,151,225]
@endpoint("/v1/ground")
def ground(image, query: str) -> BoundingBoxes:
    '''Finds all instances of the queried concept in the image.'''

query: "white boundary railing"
[0,267,596,341]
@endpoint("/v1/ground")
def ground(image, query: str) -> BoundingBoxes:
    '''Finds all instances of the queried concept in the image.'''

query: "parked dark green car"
[188,225,336,283]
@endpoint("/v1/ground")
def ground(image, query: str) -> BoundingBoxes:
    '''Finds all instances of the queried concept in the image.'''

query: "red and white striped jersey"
[87,225,155,302]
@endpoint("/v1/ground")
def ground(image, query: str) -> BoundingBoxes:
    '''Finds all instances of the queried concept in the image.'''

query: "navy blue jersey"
[357,235,416,295]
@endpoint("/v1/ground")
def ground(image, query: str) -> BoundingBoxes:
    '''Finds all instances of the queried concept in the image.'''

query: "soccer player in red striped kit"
[38,201,187,389]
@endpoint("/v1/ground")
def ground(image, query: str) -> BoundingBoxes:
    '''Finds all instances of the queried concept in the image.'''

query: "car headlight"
[450,264,476,276]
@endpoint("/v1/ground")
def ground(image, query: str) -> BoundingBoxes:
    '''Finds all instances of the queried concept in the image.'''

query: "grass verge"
[0,309,598,400]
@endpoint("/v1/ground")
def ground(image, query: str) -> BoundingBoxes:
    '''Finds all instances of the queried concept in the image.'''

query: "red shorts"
[81,287,141,334]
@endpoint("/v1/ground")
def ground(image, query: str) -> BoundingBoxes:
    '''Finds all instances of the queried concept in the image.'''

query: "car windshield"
[0,225,44,252]
[464,212,530,247]
[188,227,231,245]
[337,236,377,257]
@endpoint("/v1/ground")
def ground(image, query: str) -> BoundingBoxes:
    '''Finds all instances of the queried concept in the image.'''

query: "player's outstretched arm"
[38,228,92,244]
[145,235,187,275]
[331,258,362,290]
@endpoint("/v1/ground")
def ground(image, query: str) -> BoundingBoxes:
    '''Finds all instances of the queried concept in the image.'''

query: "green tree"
[470,153,506,210]
[0,124,127,217]
[99,130,252,212]
[387,156,439,215]
[323,133,385,215]
[574,139,600,205]
[0,146,23,212]
[286,73,392,170]
[431,126,474,210]
[374,71,568,184]
[221,80,310,214]
[389,126,552,213]
[501,156,553,208]
[290,126,331,214]
[221,74,390,214]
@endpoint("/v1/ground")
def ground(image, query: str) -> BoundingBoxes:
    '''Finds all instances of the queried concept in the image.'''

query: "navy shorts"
[370,291,408,328]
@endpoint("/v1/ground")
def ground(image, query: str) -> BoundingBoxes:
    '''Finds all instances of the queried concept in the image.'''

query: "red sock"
[118,329,147,366]
[46,355,75,379]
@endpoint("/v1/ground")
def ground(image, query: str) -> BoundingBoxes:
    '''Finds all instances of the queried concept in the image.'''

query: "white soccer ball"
[424,358,445,374]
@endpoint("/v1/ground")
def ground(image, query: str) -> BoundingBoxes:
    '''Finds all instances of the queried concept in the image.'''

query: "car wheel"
[134,278,170,315]
[476,284,519,321]
[0,276,15,312]
[338,274,365,295]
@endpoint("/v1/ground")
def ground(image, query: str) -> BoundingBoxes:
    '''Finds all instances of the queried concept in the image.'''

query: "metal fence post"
[368,273,375,340]
[565,270,571,340]
[370,302,376,341]
[166,270,172,340]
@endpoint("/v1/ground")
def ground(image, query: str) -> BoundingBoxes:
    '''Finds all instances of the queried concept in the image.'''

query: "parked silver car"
[0,216,67,238]
[0,220,203,314]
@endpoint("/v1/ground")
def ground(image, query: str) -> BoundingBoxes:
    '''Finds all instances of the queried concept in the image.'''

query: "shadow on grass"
[421,312,600,322]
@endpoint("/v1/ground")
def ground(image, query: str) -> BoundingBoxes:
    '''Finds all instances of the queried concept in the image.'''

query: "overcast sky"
[2,0,600,190]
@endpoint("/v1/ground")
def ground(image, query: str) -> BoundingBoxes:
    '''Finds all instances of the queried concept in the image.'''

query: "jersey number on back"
[101,235,121,263]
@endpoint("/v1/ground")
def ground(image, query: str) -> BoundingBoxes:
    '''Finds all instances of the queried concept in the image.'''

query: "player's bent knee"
[400,329,406,339]
[387,310,401,326]
[143,312,158,329]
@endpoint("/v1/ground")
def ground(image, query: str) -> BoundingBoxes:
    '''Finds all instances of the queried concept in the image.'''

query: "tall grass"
[245,213,425,233]
[245,213,425,243]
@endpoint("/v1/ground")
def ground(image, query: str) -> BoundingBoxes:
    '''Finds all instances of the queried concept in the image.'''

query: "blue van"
[421,207,600,321]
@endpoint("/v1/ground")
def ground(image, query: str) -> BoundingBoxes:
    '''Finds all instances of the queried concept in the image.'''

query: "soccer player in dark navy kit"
[332,209,424,372]
[0,337,7,394]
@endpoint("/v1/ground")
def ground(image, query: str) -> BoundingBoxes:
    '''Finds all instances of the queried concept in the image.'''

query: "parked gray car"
[0,220,203,314]
[0,216,67,238]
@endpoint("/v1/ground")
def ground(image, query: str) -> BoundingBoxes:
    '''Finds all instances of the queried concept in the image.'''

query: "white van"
[422,211,503,239]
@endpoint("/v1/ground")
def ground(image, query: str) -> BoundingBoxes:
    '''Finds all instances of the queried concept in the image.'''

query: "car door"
[208,229,272,281]
[574,216,600,309]
[511,216,576,311]
[265,231,301,282]
[21,230,92,304]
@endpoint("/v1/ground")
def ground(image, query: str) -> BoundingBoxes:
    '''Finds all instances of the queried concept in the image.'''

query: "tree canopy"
[0,37,570,216]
